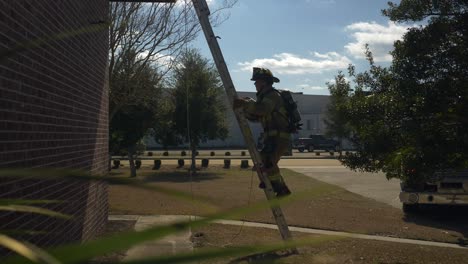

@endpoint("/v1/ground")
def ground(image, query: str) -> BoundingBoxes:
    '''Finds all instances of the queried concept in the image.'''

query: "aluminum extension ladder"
[192,0,297,251]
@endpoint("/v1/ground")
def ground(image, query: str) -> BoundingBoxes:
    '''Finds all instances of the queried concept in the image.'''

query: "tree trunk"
[339,138,343,158]
[128,144,137,177]
[190,146,197,175]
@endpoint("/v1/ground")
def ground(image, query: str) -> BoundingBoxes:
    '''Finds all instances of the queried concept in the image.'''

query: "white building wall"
[147,90,332,149]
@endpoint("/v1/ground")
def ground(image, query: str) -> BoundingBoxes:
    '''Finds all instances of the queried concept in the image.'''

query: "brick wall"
[0,0,109,250]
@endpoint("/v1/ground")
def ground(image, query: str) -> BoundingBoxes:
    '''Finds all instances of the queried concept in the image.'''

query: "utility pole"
[191,0,297,252]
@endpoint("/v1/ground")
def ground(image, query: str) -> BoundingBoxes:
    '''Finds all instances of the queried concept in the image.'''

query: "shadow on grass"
[229,250,295,264]
[142,171,223,183]
[403,205,468,245]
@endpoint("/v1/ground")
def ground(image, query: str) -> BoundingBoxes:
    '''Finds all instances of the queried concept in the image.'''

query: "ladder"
[191,0,297,250]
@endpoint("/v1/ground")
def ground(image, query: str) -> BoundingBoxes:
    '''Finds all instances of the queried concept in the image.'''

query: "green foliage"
[152,159,162,170]
[324,71,352,145]
[383,0,467,22]
[162,48,229,150]
[327,1,468,185]
[135,159,142,169]
[177,159,185,167]
[109,49,160,165]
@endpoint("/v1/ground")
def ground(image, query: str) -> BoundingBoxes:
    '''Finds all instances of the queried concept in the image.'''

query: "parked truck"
[294,135,340,152]
[399,169,468,213]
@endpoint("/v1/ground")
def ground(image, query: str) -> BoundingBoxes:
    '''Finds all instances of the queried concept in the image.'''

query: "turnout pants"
[260,136,290,185]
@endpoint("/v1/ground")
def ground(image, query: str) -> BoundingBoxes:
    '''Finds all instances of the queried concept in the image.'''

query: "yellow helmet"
[250,67,280,83]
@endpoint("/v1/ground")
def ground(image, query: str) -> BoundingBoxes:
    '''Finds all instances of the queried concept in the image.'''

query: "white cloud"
[137,51,175,69]
[344,21,409,62]
[238,52,351,75]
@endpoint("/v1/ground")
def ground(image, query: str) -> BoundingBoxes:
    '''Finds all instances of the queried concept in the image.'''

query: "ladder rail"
[191,0,296,245]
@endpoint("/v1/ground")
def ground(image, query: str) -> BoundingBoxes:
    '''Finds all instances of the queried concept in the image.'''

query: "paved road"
[279,159,402,209]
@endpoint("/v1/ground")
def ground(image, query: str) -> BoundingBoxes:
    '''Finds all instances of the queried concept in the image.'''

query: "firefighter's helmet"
[250,67,280,83]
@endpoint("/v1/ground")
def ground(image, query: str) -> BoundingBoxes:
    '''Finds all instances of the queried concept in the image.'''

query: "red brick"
[0,0,109,252]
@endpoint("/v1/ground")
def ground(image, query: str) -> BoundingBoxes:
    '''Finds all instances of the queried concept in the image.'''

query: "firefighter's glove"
[233,98,247,109]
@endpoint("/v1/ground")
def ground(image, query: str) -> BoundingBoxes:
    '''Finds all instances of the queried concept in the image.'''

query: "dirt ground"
[107,165,468,262]
[89,220,136,264]
[192,224,468,264]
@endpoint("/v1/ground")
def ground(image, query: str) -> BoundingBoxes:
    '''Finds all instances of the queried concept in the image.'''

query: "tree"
[110,104,158,177]
[109,0,237,121]
[328,1,468,187]
[166,48,229,173]
[324,71,352,154]
[110,48,162,177]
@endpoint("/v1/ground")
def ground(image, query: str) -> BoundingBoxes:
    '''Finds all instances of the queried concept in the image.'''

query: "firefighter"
[233,67,291,197]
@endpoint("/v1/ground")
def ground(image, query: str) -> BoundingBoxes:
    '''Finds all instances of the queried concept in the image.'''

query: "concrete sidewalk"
[109,215,195,261]
[110,214,468,261]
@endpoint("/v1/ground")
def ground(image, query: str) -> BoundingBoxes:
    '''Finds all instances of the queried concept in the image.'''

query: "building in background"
[147,91,331,148]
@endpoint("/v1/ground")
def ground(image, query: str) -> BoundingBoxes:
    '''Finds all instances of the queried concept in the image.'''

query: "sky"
[192,0,409,95]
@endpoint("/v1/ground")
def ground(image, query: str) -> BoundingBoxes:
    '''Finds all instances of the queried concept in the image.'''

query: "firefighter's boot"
[271,181,291,197]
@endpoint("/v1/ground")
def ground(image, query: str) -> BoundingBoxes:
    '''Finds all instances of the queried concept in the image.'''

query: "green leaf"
[0,230,48,236]
[0,205,71,220]
[0,199,63,206]
[0,235,61,264]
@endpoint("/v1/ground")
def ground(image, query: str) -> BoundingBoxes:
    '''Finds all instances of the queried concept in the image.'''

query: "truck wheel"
[402,203,419,214]
[298,147,304,153]
[308,145,314,152]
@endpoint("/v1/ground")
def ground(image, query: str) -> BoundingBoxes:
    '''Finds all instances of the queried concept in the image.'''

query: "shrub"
[178,159,184,167]
[201,159,209,168]
[181,151,186,156]
[112,159,120,169]
[152,159,161,170]
[241,151,246,156]
[225,152,231,156]
[195,151,199,156]
[329,151,334,156]
[147,151,153,156]
[163,151,169,156]
[240,160,249,168]
[223,159,231,168]
[135,140,146,156]
[135,159,142,169]
[315,151,320,156]
[210,151,215,156]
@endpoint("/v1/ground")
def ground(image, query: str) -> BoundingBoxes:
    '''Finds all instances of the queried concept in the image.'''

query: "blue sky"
[193,0,408,95]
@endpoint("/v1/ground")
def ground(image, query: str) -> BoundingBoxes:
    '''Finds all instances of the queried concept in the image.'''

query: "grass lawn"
[108,165,468,244]
[192,224,468,264]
